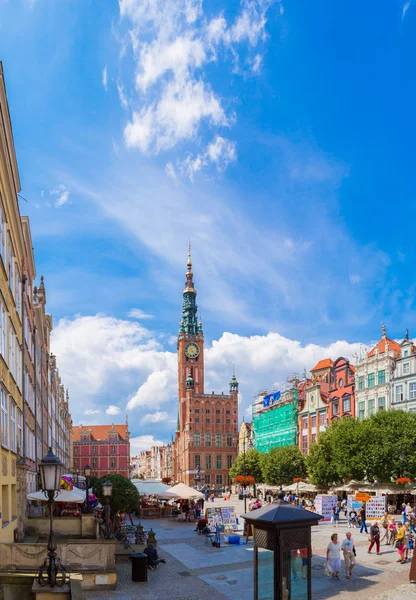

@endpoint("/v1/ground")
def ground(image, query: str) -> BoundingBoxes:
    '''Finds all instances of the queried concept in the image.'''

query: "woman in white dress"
[326,532,341,580]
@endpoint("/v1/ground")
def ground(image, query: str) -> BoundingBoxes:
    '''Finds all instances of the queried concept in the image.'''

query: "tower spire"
[179,244,198,336]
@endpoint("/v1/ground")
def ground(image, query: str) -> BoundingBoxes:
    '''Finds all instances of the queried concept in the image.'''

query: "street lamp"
[103,480,113,539]
[242,431,253,514]
[76,468,79,487]
[37,448,66,588]
[84,464,91,511]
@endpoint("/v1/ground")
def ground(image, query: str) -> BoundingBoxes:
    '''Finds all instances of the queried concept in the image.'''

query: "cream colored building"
[0,62,72,541]
[238,419,253,454]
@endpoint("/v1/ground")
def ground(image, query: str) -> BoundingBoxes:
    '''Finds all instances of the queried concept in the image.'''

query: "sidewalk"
[87,496,413,600]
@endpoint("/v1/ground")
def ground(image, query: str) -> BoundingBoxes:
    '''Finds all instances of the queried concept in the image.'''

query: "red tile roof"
[368,337,401,357]
[73,424,128,442]
[311,358,334,372]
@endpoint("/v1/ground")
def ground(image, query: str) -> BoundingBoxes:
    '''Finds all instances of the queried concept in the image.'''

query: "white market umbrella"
[132,480,178,497]
[169,483,204,500]
[27,490,84,504]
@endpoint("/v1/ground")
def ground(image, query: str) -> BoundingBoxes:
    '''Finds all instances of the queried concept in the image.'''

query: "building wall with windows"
[238,419,253,454]
[0,63,72,541]
[297,382,329,455]
[73,422,130,478]
[392,336,416,412]
[173,248,239,489]
[354,326,400,421]
[0,62,26,543]
[328,357,355,421]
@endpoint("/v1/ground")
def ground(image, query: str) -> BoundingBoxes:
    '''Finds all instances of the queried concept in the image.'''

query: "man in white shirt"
[341,531,356,579]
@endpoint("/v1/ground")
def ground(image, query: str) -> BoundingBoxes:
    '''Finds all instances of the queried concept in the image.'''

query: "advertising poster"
[366,496,386,520]
[347,495,363,512]
[205,507,222,527]
[221,506,237,532]
[315,495,337,521]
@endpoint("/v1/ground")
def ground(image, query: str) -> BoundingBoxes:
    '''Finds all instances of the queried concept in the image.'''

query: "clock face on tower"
[184,342,200,359]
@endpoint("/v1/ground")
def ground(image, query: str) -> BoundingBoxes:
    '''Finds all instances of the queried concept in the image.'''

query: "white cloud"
[130,435,165,455]
[165,161,177,179]
[141,411,174,424]
[349,274,361,284]
[118,0,280,167]
[252,54,262,73]
[127,369,176,410]
[52,312,366,447]
[124,78,227,153]
[179,135,236,180]
[84,408,101,415]
[128,308,154,320]
[102,65,108,91]
[117,80,128,109]
[402,1,411,19]
[49,184,71,208]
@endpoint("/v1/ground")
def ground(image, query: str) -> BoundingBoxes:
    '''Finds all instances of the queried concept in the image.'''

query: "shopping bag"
[324,562,333,577]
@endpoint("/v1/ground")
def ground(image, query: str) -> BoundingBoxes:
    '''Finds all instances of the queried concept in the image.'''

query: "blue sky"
[1,0,415,453]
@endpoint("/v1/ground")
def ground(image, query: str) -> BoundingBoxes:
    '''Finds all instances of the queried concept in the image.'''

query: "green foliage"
[330,417,366,482]
[229,449,264,483]
[262,445,307,486]
[362,410,416,482]
[306,410,416,485]
[93,474,139,514]
[307,428,338,486]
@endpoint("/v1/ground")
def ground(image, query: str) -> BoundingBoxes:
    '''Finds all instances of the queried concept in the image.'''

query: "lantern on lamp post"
[103,480,113,539]
[242,490,322,600]
[84,464,91,511]
[37,448,67,588]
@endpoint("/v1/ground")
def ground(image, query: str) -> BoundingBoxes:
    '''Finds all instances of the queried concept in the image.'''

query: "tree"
[262,445,307,486]
[307,428,338,486]
[93,474,139,515]
[330,417,367,482]
[229,449,264,483]
[361,410,416,482]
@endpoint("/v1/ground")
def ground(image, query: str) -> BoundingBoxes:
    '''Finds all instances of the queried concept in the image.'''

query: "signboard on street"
[355,492,372,502]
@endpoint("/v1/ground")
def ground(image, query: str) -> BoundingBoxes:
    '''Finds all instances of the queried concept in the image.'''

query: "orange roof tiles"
[368,337,401,357]
[311,358,334,372]
[73,424,128,442]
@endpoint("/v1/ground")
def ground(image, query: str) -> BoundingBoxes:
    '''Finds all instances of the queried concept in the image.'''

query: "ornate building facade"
[0,63,72,541]
[355,324,400,419]
[173,247,239,488]
[73,422,130,478]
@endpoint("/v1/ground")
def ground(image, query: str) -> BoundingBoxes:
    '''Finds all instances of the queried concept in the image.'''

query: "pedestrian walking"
[404,522,413,561]
[326,533,341,580]
[341,498,348,518]
[359,504,368,534]
[299,546,311,580]
[396,522,406,563]
[332,503,341,528]
[388,519,397,545]
[368,521,381,555]
[402,503,407,525]
[341,531,356,579]
[380,512,390,545]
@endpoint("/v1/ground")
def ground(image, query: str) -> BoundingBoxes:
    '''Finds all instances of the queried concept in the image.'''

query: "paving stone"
[87,496,412,600]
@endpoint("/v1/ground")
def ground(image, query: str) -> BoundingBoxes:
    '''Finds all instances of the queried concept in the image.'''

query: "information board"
[221,506,237,532]
[314,495,337,521]
[205,506,237,531]
[366,496,386,520]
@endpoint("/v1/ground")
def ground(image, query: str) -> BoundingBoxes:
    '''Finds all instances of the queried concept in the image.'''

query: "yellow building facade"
[0,62,25,543]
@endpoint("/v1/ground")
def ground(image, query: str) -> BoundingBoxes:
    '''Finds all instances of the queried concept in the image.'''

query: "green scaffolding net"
[253,390,298,453]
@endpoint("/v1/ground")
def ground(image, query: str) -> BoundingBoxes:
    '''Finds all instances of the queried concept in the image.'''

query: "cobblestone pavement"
[87,496,414,600]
